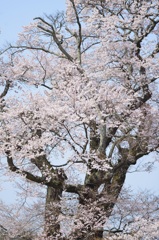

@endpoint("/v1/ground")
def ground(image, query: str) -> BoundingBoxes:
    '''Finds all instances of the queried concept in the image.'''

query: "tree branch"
[69,0,82,63]
[6,153,46,184]
[0,80,10,98]
[34,17,74,62]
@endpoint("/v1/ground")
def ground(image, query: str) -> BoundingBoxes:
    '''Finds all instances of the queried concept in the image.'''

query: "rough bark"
[45,186,63,238]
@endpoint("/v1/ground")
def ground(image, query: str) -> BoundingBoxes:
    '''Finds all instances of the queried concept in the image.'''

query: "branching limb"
[34,17,74,62]
[69,0,82,63]
[6,152,46,184]
[0,80,11,98]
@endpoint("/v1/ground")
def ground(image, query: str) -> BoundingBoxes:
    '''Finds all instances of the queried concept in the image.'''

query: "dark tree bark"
[45,186,63,238]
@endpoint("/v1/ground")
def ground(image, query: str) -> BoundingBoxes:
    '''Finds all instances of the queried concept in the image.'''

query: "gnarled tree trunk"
[45,186,63,238]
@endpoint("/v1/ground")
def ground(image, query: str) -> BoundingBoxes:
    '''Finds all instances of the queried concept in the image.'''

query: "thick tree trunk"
[45,186,63,238]
[94,229,103,238]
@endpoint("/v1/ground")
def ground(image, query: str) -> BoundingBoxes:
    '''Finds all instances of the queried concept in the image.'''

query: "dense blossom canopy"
[0,0,159,239]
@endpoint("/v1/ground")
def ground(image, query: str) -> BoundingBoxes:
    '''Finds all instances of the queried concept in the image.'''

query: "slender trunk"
[45,186,63,238]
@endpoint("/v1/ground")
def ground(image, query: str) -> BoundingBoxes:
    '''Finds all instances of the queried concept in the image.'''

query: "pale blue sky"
[0,0,65,45]
[0,0,158,203]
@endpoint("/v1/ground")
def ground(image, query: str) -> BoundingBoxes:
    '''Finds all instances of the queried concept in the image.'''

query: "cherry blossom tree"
[0,0,159,239]
[0,198,43,239]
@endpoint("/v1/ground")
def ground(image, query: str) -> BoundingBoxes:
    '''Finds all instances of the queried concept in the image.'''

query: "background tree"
[0,0,159,239]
